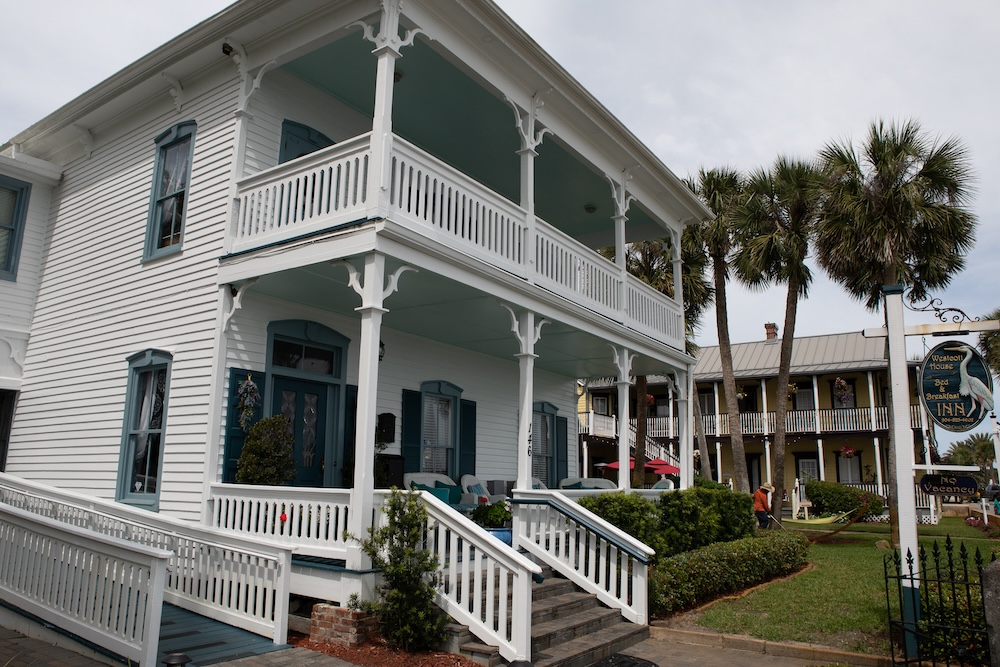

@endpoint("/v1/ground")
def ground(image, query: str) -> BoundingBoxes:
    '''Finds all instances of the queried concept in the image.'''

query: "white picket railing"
[624,277,684,347]
[390,137,528,277]
[700,404,923,436]
[626,421,680,467]
[209,483,350,559]
[534,221,621,321]
[579,411,618,438]
[0,473,291,645]
[0,503,170,667]
[512,489,652,624]
[373,489,540,663]
[229,132,685,349]
[232,134,372,253]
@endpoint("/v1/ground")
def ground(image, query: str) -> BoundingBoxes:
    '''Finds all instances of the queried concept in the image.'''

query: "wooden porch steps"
[454,566,648,667]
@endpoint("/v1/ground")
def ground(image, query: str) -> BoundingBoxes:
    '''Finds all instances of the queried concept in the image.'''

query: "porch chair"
[460,474,506,504]
[531,477,547,490]
[651,477,675,490]
[402,472,479,511]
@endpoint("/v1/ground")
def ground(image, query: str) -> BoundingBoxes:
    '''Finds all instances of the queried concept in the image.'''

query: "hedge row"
[577,480,756,562]
[649,531,810,616]
[804,479,885,519]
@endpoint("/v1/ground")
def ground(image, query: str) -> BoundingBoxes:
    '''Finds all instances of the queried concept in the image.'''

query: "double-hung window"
[145,121,196,259]
[0,174,31,281]
[118,349,172,509]
[422,393,455,474]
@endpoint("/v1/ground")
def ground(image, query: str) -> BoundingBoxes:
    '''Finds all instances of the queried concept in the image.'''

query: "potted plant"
[471,501,512,545]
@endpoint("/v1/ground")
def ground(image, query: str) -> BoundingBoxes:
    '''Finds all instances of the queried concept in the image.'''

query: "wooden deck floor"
[159,605,288,666]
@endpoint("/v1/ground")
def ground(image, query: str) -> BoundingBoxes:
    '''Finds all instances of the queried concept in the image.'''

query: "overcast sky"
[2,1,997,447]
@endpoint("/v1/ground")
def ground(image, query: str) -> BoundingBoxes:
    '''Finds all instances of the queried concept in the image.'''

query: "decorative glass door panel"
[273,377,329,486]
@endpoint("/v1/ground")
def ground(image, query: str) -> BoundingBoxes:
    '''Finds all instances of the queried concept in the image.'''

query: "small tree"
[235,415,295,485]
[353,489,447,652]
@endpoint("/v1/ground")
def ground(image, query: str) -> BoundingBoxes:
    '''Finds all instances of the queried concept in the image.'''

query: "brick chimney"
[764,322,779,340]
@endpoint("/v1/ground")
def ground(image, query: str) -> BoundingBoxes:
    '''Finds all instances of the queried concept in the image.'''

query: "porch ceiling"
[281,33,664,249]
[248,259,679,380]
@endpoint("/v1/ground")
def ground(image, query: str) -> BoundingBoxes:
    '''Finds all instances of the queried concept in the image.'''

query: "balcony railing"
[230,134,684,349]
[582,405,926,439]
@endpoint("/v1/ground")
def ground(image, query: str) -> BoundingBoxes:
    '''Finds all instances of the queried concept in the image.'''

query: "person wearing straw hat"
[753,482,774,529]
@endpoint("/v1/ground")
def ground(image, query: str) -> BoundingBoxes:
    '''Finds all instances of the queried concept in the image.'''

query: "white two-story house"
[0,0,709,663]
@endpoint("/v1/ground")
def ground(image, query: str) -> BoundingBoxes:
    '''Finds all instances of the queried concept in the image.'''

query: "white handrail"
[209,483,351,559]
[0,473,291,645]
[0,503,171,667]
[512,489,652,624]
[373,489,540,663]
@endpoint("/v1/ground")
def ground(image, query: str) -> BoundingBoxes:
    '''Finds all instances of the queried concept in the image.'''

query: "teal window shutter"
[459,399,476,478]
[401,389,422,473]
[341,384,358,486]
[0,175,31,281]
[222,369,265,483]
[555,415,569,484]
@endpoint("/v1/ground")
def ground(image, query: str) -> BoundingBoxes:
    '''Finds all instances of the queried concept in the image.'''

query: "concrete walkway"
[0,623,892,667]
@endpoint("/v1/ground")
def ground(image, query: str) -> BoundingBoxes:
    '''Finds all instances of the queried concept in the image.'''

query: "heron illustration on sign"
[945,344,995,420]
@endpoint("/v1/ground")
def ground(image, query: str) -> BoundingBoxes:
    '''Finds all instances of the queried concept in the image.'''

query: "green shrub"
[805,479,885,519]
[577,493,666,558]
[578,486,755,562]
[649,531,810,616]
[351,489,447,651]
[693,475,730,490]
[235,415,295,485]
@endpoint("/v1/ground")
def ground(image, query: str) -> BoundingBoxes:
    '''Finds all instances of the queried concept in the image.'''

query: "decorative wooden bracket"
[501,304,548,355]
[162,73,187,113]
[222,39,277,116]
[0,337,24,373]
[223,278,258,332]
[335,260,417,301]
[607,167,636,219]
[505,89,553,152]
[609,344,634,383]
[71,124,94,159]
[350,0,427,56]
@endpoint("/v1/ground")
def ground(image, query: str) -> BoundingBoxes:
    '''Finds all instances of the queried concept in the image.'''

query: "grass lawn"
[690,521,999,656]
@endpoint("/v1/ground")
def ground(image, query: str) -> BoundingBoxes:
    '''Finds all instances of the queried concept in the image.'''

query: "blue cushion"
[411,482,434,492]
[427,487,451,504]
[470,483,488,497]
[565,482,583,489]
[435,481,463,504]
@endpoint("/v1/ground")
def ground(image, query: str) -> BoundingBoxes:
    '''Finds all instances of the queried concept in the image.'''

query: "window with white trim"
[421,382,461,475]
[117,349,171,509]
[0,174,30,281]
[145,121,196,259]
[532,402,558,487]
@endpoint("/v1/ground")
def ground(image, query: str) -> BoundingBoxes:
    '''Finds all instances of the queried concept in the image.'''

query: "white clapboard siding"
[221,293,577,482]
[8,75,241,521]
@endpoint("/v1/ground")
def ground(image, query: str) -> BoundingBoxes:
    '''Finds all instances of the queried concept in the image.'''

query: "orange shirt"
[752,488,770,512]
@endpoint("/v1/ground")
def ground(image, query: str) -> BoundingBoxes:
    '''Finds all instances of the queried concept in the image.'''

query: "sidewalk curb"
[649,626,893,667]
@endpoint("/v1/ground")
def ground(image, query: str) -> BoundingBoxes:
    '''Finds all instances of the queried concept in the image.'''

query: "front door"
[273,376,329,487]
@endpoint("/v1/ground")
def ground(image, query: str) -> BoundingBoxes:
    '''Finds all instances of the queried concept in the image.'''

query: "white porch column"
[715,441,723,484]
[611,346,634,491]
[867,370,878,431]
[608,169,633,316]
[668,383,675,439]
[760,378,769,436]
[676,370,692,490]
[873,437,884,486]
[817,439,826,481]
[812,374,821,434]
[764,437,772,484]
[505,306,548,491]
[340,254,416,582]
[506,93,550,282]
[713,381,720,436]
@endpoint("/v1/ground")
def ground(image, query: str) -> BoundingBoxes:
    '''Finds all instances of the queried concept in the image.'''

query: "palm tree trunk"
[714,255,749,492]
[770,276,801,527]
[633,375,648,488]
[692,398,713,478]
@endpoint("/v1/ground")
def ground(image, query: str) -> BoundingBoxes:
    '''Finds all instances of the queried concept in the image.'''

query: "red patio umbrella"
[603,457,634,470]
[648,462,681,476]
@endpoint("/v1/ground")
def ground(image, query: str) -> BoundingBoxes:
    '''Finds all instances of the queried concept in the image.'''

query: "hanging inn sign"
[919,341,995,432]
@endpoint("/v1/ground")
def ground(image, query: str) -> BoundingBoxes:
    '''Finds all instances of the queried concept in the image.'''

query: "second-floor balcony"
[229,133,685,349]
[580,404,925,440]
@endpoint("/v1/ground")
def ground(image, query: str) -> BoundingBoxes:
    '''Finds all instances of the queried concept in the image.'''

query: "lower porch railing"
[376,489,541,664]
[0,503,170,667]
[209,483,351,559]
[512,489,653,624]
[0,473,291,647]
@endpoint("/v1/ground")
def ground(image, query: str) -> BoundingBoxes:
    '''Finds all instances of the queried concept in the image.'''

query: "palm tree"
[941,433,995,488]
[816,118,977,545]
[687,168,750,493]
[978,307,1000,378]
[733,157,824,525]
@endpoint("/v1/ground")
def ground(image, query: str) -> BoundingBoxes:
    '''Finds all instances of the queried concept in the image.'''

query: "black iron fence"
[885,537,995,666]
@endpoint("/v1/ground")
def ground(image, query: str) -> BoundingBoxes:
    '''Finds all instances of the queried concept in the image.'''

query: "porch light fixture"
[583,203,597,214]
[379,340,385,362]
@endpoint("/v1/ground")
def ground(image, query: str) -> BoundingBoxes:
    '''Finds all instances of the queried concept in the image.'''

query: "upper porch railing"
[582,404,925,439]
[230,134,684,349]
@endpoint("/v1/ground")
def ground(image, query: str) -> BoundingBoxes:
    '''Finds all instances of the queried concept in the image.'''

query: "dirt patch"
[288,632,481,667]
